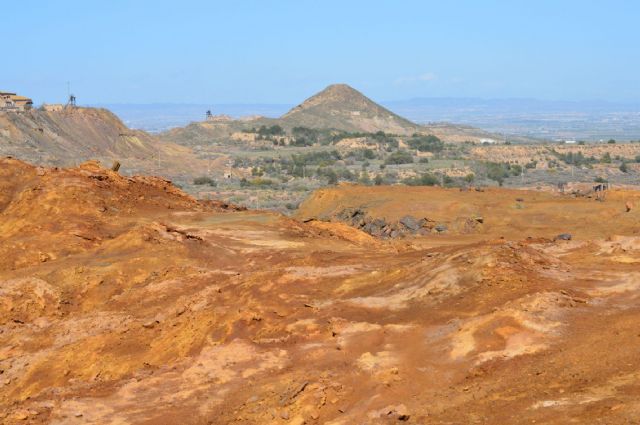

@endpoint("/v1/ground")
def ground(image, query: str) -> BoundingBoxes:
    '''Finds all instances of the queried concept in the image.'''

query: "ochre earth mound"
[2,163,640,424]
[297,184,640,240]
[0,108,202,179]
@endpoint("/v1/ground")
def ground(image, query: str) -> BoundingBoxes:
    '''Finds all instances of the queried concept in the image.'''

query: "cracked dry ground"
[2,158,640,424]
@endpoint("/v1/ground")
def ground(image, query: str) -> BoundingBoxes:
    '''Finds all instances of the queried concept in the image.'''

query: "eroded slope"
[0,108,202,179]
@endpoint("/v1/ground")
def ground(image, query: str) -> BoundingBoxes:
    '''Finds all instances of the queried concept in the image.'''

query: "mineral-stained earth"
[2,157,640,424]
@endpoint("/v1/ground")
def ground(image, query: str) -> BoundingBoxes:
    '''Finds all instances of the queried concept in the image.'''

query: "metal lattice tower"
[65,82,76,108]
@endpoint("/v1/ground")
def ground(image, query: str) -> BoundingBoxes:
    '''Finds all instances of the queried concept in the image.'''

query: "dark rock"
[370,228,383,237]
[555,233,572,241]
[516,197,524,202]
[373,218,386,228]
[434,224,448,233]
[399,215,420,231]
[369,221,385,236]
[474,216,484,224]
[420,218,436,229]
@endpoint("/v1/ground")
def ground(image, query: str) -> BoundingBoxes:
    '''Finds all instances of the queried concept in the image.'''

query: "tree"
[326,169,338,185]
[363,148,376,159]
[620,162,629,173]
[193,176,216,186]
[406,135,444,153]
[402,173,439,186]
[443,175,454,186]
[601,152,612,164]
[359,171,371,185]
[607,139,616,144]
[485,162,511,186]
[374,174,384,185]
[384,150,414,165]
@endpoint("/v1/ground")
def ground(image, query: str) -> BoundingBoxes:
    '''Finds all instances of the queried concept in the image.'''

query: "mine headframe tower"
[65,82,77,109]
[66,94,77,108]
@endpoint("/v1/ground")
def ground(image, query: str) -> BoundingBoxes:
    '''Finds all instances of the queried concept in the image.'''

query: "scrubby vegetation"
[402,173,439,186]
[184,124,640,213]
[193,176,217,186]
[552,150,597,167]
[384,150,414,165]
[406,134,444,153]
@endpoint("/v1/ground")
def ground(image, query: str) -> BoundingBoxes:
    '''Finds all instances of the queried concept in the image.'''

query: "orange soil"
[2,159,640,424]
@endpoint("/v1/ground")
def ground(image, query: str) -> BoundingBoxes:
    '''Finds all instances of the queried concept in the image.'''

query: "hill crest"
[281,83,420,135]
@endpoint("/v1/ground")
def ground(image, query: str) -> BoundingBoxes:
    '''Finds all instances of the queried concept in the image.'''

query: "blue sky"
[4,0,639,104]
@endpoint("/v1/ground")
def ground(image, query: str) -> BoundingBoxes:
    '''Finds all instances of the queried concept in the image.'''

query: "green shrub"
[406,135,444,153]
[384,150,414,165]
[257,125,284,136]
[485,162,510,186]
[358,171,371,185]
[193,176,217,186]
[551,150,596,167]
[248,178,274,186]
[317,167,339,185]
[620,162,629,173]
[402,173,439,186]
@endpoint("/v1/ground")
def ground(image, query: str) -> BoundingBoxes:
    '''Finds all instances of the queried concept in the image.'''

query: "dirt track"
[2,158,640,424]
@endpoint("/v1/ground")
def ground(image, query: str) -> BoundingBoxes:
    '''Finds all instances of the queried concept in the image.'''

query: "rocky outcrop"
[331,207,448,239]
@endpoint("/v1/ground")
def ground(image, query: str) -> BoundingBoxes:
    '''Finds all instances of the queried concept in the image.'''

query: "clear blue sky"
[4,0,638,104]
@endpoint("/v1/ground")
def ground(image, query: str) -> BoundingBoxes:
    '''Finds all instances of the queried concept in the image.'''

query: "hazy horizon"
[5,0,640,105]
[98,96,640,141]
